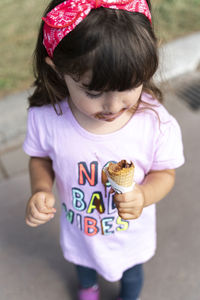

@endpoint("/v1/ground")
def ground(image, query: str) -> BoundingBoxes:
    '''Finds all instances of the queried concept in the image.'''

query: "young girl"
[23,0,184,299]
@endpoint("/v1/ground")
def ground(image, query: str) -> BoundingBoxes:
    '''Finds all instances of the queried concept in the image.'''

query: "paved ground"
[0,33,200,300]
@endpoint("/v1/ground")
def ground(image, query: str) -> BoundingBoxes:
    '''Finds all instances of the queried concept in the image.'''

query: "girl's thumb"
[45,193,56,209]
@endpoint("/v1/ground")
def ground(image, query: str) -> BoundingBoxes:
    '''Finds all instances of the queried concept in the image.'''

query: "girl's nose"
[103,92,125,114]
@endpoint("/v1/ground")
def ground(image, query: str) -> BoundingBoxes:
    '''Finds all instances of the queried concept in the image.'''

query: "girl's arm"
[29,156,55,194]
[141,169,175,207]
[25,157,56,227]
[114,169,175,220]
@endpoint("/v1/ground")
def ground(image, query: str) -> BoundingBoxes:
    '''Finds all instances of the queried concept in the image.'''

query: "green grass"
[153,0,200,43]
[0,0,200,98]
[0,0,49,98]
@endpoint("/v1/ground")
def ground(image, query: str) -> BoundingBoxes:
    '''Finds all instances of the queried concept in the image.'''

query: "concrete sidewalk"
[0,33,200,300]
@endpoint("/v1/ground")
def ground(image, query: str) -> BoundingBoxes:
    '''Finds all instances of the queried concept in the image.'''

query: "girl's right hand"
[25,191,56,227]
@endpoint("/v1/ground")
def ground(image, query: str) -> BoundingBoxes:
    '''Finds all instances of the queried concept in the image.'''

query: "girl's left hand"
[113,184,145,220]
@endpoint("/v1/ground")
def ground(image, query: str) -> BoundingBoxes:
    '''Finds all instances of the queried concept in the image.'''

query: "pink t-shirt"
[23,93,184,281]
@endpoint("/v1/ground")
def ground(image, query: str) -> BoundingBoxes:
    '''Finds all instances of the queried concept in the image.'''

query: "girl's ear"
[45,57,56,70]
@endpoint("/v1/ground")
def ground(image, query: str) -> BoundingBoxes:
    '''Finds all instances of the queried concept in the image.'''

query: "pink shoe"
[78,285,99,300]
[117,298,140,300]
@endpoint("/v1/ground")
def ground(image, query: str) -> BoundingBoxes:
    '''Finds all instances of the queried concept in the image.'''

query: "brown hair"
[29,0,162,114]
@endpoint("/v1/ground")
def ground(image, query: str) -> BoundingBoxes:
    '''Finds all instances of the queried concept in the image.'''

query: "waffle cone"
[107,160,134,187]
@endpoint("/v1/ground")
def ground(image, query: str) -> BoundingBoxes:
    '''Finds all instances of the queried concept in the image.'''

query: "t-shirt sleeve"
[23,107,49,157]
[151,116,185,170]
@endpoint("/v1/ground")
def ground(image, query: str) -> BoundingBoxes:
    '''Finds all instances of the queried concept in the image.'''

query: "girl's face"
[64,73,143,130]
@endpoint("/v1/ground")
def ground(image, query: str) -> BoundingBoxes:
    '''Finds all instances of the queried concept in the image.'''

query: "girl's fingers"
[27,202,55,223]
[115,200,135,207]
[26,217,45,227]
[118,206,134,212]
[117,199,143,211]
[117,206,143,220]
[118,212,139,220]
[26,213,54,226]
[45,194,56,210]
[35,201,55,214]
[34,193,56,214]
[25,192,56,227]
[26,219,39,227]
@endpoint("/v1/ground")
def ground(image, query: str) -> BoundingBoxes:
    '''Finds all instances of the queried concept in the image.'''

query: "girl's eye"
[85,91,103,99]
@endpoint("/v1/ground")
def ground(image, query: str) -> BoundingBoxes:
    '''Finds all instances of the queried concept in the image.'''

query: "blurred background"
[0,0,200,99]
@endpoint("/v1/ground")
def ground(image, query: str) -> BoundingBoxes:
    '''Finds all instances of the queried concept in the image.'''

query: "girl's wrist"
[138,183,153,208]
[135,183,146,208]
[32,187,53,195]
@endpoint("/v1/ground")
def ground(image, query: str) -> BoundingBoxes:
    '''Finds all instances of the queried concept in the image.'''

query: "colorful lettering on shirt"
[84,217,99,236]
[62,203,74,224]
[62,160,130,236]
[72,188,86,211]
[108,193,117,214]
[116,217,129,231]
[101,217,115,235]
[78,161,98,186]
[87,192,105,214]
[62,203,129,236]
[76,213,82,231]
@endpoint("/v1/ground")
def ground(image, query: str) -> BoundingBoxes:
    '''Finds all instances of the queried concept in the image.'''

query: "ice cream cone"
[105,160,135,193]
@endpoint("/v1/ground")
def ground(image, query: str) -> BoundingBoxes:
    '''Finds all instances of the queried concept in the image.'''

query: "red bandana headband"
[42,0,151,57]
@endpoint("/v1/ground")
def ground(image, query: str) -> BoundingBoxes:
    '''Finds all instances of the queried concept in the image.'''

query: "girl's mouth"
[95,109,126,122]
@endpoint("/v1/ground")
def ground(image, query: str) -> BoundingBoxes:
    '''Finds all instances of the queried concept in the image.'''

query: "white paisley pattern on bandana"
[42,0,151,57]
